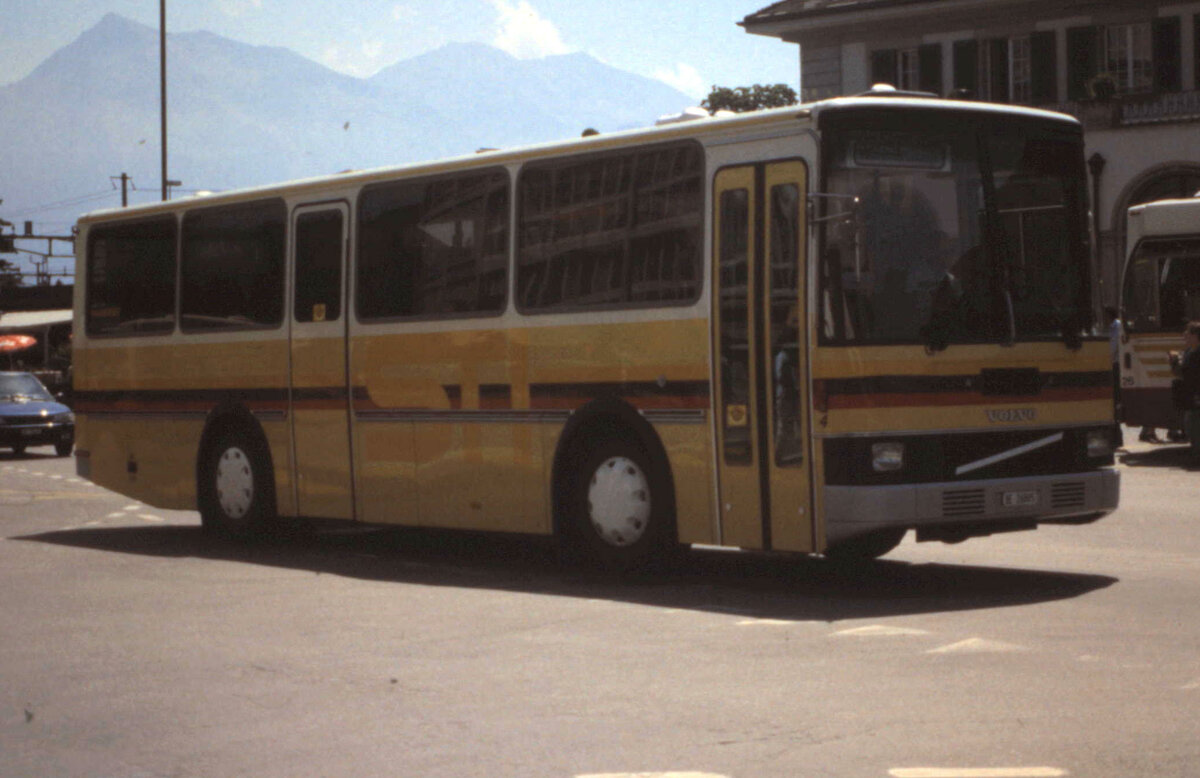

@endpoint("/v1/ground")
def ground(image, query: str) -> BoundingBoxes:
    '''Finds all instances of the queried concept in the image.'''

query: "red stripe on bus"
[825,386,1112,410]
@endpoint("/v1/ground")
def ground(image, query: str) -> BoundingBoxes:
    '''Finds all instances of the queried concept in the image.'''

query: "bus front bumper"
[824,468,1120,546]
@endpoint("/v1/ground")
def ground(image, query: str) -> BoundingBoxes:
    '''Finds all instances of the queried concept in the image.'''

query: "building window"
[897,48,920,91]
[871,44,942,95]
[979,36,1032,104]
[1010,36,1032,104]
[1104,23,1153,94]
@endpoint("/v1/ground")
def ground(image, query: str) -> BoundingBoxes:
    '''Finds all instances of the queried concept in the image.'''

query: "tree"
[0,258,21,289]
[701,83,799,114]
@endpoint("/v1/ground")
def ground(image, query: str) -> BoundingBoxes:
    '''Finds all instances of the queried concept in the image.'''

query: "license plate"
[1002,490,1038,508]
[20,428,40,437]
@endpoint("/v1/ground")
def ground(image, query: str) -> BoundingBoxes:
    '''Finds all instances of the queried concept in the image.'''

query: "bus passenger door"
[289,204,354,520]
[712,161,813,552]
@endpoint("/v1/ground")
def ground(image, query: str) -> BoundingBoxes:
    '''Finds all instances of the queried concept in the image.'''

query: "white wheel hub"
[215,446,254,520]
[587,455,651,547]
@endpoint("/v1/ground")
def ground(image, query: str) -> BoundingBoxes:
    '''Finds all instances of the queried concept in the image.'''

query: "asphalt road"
[1,436,1198,778]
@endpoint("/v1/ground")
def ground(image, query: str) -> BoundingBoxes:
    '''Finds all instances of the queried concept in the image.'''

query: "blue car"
[0,372,74,457]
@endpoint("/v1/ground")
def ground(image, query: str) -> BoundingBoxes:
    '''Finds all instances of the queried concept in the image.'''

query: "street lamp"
[1088,152,1106,312]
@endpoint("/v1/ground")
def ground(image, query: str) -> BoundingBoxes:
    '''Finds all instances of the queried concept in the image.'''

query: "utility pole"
[110,173,132,207]
[160,0,169,202]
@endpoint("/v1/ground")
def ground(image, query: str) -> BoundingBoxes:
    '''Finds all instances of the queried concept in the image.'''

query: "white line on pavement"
[890,768,1067,777]
[831,625,930,637]
[577,773,731,778]
[925,637,1029,654]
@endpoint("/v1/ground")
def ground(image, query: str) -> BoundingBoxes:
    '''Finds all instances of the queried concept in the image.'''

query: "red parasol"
[0,334,37,353]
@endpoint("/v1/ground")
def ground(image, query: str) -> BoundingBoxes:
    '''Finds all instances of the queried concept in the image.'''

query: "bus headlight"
[1086,429,1112,458]
[872,442,904,472]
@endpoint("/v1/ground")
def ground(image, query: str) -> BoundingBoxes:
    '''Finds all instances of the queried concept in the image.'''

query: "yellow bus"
[1119,194,1200,433]
[72,90,1119,568]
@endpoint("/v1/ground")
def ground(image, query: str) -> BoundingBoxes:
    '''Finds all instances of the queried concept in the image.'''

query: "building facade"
[742,0,1200,310]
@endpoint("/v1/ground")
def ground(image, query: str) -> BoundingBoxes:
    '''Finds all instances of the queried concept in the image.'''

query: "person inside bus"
[773,304,803,465]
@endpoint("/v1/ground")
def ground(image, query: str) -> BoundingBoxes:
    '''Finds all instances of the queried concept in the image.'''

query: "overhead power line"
[5,189,118,217]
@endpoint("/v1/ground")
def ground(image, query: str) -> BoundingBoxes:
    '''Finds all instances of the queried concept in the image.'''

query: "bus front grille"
[942,488,986,517]
[1051,481,1087,509]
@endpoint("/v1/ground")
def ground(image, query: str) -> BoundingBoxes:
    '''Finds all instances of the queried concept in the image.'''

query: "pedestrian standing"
[1178,321,1200,460]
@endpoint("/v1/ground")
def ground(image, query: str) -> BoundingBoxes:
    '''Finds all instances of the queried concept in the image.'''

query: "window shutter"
[988,38,1008,102]
[871,49,898,87]
[953,39,979,96]
[1066,25,1098,100]
[1030,30,1057,103]
[1153,17,1182,93]
[1196,15,1200,94]
[918,43,943,95]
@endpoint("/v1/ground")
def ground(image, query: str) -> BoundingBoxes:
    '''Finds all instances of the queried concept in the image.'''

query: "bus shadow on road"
[1119,443,1200,470]
[15,523,1117,622]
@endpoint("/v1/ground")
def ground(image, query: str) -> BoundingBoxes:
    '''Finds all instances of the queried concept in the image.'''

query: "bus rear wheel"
[198,425,276,540]
[562,439,673,571]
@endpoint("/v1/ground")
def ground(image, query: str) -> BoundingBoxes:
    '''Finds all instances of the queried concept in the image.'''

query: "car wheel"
[55,441,73,457]
[198,425,276,540]
[11,443,26,457]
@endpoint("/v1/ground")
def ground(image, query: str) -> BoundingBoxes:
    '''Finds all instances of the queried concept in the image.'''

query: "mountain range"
[0,14,694,231]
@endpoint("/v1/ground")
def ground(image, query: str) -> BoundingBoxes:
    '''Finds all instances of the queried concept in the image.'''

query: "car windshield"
[0,374,55,402]
[818,107,1090,348]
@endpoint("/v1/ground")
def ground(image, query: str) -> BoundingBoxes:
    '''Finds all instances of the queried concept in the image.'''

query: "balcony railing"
[1118,90,1200,125]
[1044,90,1200,130]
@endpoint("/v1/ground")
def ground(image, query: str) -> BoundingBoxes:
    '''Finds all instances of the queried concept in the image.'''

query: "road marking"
[137,513,165,523]
[123,504,142,511]
[832,625,930,637]
[1182,678,1200,690]
[737,618,814,626]
[926,638,1029,654]
[890,769,1067,777]
[0,489,109,503]
[577,773,730,778]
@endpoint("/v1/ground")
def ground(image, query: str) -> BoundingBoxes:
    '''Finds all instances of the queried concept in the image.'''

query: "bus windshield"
[1123,238,1200,332]
[818,108,1090,348]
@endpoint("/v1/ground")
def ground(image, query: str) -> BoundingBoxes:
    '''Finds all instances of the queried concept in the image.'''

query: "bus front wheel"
[563,438,673,571]
[198,425,276,540]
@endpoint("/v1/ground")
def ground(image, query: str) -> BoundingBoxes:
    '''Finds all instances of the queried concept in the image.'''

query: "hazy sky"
[0,0,798,99]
